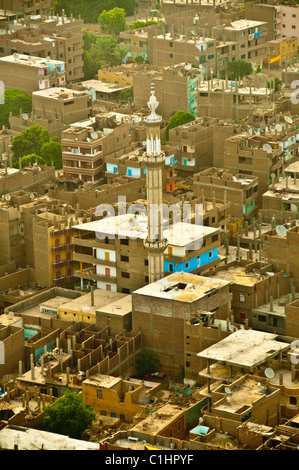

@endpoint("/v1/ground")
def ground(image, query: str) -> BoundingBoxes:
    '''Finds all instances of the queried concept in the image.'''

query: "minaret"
[143,83,168,284]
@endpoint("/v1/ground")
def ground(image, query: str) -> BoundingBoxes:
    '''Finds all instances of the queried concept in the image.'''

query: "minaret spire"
[143,83,168,284]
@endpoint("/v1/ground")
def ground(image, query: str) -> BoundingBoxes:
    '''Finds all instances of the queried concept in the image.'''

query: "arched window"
[55,255,60,263]
[56,271,61,279]
[55,239,60,247]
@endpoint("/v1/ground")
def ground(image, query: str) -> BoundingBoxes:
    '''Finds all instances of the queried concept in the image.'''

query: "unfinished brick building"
[132,272,231,377]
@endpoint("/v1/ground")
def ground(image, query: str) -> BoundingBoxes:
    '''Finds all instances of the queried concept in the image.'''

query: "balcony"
[52,260,66,269]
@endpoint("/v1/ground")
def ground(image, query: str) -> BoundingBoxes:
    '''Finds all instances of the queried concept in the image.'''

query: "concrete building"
[168,116,219,173]
[197,328,290,392]
[0,13,84,83]
[82,374,162,422]
[72,213,222,294]
[264,37,298,69]
[133,63,203,118]
[193,167,259,225]
[212,19,268,73]
[261,220,299,291]
[10,87,92,140]
[197,78,275,121]
[132,272,231,376]
[0,0,52,16]
[0,53,66,93]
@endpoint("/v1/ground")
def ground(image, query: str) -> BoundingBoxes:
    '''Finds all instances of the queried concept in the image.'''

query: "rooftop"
[0,53,65,67]
[133,272,230,303]
[0,425,99,450]
[197,329,289,368]
[73,214,218,248]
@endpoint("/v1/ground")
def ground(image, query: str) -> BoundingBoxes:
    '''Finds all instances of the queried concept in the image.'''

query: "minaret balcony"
[144,239,168,253]
[143,153,165,164]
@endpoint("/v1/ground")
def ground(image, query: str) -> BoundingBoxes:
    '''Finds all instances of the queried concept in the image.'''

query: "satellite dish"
[22,113,28,120]
[265,368,275,379]
[295,220,299,227]
[142,141,146,146]
[240,324,245,329]
[99,105,106,112]
[91,132,98,140]
[86,137,90,142]
[13,52,19,60]
[135,150,139,156]
[5,194,11,201]
[30,193,35,199]
[19,290,24,297]
[284,115,293,124]
[275,124,282,132]
[275,225,287,237]
[224,387,232,394]
[263,144,272,154]
[232,176,238,181]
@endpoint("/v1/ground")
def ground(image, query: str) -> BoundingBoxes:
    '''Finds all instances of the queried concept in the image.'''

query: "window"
[169,53,173,58]
[122,288,130,294]
[100,410,107,416]
[97,390,103,399]
[292,25,296,29]
[186,262,189,269]
[209,252,213,258]
[290,396,297,405]
[145,275,149,282]
[120,239,129,245]
[186,361,190,368]
[258,315,266,322]
[144,259,148,266]
[121,255,129,262]
[121,272,130,278]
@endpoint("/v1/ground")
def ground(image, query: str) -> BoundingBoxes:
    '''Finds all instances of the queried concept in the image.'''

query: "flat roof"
[133,272,230,303]
[83,373,122,389]
[0,53,65,67]
[197,329,289,368]
[0,425,99,450]
[96,295,132,316]
[40,296,73,310]
[81,79,130,93]
[224,19,266,30]
[32,87,85,99]
[213,266,263,287]
[73,214,218,247]
[58,290,126,315]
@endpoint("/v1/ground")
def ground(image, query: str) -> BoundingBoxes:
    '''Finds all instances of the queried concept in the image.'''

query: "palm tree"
[135,350,161,379]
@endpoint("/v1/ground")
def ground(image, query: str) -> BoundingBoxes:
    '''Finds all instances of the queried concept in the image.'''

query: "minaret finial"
[147,82,160,122]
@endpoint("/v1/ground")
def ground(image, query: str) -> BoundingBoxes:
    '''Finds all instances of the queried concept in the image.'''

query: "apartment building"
[262,162,299,224]
[223,131,283,207]
[133,63,202,118]
[148,31,218,76]
[212,19,268,73]
[265,37,298,69]
[193,168,259,224]
[197,78,275,121]
[119,28,149,62]
[62,113,135,184]
[71,215,222,294]
[0,53,66,93]
[168,116,219,173]
[245,2,299,42]
[10,87,92,139]
[104,143,177,193]
[212,259,291,325]
[132,272,231,376]
[261,220,299,291]
[0,14,84,82]
[0,0,52,15]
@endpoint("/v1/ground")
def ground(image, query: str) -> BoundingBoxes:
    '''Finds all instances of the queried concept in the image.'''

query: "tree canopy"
[83,32,127,72]
[11,126,62,169]
[0,89,32,129]
[166,111,196,132]
[98,8,126,35]
[53,0,136,23]
[42,390,96,439]
[135,350,161,379]
[227,60,252,80]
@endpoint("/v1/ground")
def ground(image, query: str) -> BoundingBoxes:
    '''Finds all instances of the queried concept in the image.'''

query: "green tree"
[83,49,101,80]
[11,125,51,162]
[166,110,195,132]
[40,139,63,169]
[0,89,32,129]
[118,86,133,103]
[98,7,126,35]
[21,154,47,167]
[267,76,282,92]
[227,60,252,80]
[135,350,161,379]
[42,390,96,439]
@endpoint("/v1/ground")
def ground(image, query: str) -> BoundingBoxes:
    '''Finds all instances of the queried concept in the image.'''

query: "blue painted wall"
[164,248,219,273]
